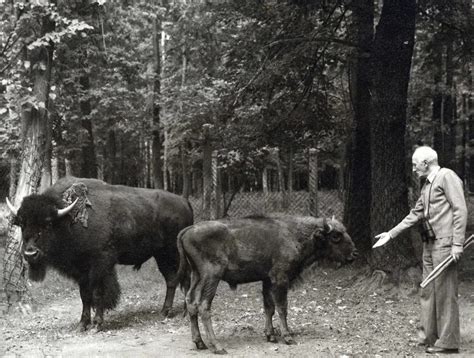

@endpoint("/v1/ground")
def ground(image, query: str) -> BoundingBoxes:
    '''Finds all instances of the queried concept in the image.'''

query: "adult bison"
[175,215,357,354]
[6,177,193,331]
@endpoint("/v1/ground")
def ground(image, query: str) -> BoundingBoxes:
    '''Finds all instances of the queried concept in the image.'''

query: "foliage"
[0,0,471,186]
[0,1,93,158]
[407,0,473,145]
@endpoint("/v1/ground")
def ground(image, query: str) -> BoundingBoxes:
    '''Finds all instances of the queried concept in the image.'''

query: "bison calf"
[7,177,193,331]
[175,215,357,354]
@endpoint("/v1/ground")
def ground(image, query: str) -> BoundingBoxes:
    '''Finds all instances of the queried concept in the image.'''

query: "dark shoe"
[426,346,459,354]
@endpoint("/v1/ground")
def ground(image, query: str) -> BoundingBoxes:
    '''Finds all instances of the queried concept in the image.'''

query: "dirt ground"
[2,249,474,358]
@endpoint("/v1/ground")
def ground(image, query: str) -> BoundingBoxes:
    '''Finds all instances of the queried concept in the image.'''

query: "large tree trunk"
[343,0,374,260]
[369,0,419,279]
[432,36,445,164]
[3,3,55,303]
[444,38,456,170]
[468,62,474,193]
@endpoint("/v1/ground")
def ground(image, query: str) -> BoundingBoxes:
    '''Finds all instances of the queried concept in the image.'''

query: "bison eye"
[11,216,21,227]
[330,235,342,243]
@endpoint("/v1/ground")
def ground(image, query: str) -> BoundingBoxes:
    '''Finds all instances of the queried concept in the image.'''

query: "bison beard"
[27,261,47,282]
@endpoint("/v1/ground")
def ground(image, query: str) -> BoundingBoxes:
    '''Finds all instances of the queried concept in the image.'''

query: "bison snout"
[24,249,40,262]
[347,249,359,262]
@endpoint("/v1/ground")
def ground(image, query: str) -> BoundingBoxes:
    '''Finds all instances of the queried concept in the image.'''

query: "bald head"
[412,146,438,165]
[412,146,439,178]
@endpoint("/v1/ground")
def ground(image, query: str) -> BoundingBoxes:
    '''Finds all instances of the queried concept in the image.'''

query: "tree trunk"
[181,144,190,198]
[343,0,374,259]
[163,130,168,190]
[104,124,116,184]
[369,0,419,278]
[432,37,445,164]
[202,124,213,220]
[79,75,97,178]
[40,110,52,191]
[308,148,318,217]
[287,146,294,193]
[3,3,55,302]
[467,62,474,192]
[8,155,17,200]
[151,16,163,189]
[444,37,456,170]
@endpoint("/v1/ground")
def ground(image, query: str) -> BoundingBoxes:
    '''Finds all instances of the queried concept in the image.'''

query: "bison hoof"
[160,308,171,318]
[91,325,104,333]
[283,336,296,345]
[77,325,88,333]
[212,348,227,355]
[195,340,208,350]
[77,322,91,332]
[266,335,278,343]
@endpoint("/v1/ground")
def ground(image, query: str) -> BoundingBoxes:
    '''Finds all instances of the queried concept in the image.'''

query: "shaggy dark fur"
[11,177,193,331]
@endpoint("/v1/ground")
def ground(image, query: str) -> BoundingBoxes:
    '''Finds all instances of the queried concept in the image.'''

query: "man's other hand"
[451,245,463,262]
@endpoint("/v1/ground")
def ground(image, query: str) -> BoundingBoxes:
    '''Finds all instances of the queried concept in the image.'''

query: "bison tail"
[172,226,192,289]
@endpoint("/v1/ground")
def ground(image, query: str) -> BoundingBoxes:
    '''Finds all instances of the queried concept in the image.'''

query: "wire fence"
[189,190,343,223]
[0,149,344,309]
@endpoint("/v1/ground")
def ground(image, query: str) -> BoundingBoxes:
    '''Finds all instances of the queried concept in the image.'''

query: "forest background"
[0,0,473,302]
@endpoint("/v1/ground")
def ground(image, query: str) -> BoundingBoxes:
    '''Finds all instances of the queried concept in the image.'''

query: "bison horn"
[6,197,18,216]
[323,218,333,233]
[57,198,79,217]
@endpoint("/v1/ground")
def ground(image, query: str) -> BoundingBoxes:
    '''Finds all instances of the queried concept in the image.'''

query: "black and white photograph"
[0,0,473,356]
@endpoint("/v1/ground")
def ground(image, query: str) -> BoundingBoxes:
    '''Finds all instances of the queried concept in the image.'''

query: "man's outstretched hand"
[373,232,392,248]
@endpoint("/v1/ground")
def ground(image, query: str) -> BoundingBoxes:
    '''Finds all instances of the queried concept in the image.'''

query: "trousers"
[420,236,460,349]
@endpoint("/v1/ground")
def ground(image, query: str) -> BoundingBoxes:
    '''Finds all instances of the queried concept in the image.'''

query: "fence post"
[262,166,269,213]
[274,147,288,210]
[309,148,318,217]
[211,150,221,219]
[202,124,213,220]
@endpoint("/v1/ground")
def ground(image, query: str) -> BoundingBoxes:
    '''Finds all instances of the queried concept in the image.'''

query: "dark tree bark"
[181,144,190,199]
[432,35,444,163]
[104,122,117,184]
[343,0,374,260]
[151,16,163,189]
[468,63,474,193]
[79,75,98,178]
[369,0,419,277]
[443,37,456,170]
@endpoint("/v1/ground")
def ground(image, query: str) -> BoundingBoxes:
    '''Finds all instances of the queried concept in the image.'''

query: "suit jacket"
[389,167,468,245]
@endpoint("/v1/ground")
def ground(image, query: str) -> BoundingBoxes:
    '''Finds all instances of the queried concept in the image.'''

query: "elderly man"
[374,146,468,354]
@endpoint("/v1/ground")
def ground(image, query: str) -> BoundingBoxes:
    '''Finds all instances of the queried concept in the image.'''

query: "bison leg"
[78,281,92,331]
[186,270,207,350]
[198,276,227,355]
[271,281,296,345]
[154,253,178,317]
[262,279,277,343]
